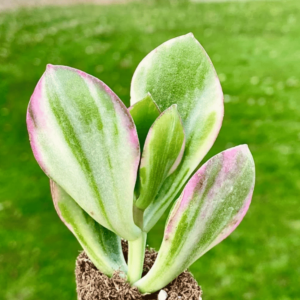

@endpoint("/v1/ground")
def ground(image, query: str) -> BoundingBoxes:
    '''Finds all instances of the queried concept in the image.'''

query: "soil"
[75,240,202,300]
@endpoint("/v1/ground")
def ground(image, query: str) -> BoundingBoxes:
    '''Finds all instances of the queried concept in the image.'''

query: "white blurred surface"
[0,0,139,12]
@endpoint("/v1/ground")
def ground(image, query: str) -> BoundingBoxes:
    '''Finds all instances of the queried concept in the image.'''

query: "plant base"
[75,241,202,300]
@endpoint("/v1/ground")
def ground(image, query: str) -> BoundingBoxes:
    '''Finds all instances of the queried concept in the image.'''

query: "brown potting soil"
[75,241,202,300]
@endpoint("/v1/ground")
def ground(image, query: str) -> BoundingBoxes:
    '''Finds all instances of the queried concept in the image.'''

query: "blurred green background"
[0,0,300,299]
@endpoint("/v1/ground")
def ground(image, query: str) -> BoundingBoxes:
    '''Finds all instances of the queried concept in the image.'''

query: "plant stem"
[127,231,147,284]
[133,205,144,229]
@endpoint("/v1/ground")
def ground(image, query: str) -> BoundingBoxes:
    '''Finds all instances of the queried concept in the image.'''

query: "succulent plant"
[26,33,255,294]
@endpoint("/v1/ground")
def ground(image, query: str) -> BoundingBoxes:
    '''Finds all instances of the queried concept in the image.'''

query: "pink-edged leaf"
[135,145,255,293]
[131,33,224,232]
[27,65,141,240]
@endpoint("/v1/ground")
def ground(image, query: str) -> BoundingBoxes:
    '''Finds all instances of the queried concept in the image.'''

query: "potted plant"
[26,33,255,300]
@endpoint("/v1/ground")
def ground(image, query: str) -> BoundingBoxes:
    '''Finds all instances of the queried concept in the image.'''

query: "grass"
[0,0,300,299]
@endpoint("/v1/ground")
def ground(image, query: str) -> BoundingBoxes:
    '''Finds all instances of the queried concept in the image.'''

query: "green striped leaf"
[129,93,161,151]
[135,105,185,211]
[135,145,255,293]
[27,65,141,241]
[130,33,224,232]
[50,180,127,277]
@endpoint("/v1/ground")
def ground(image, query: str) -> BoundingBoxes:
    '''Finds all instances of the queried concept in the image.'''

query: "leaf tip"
[165,104,178,114]
[46,63,54,70]
[236,144,254,161]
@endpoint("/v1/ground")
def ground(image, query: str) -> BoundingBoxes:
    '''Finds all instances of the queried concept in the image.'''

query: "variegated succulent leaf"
[134,145,255,293]
[27,65,141,241]
[129,93,161,151]
[131,33,224,232]
[50,180,127,277]
[135,105,185,211]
